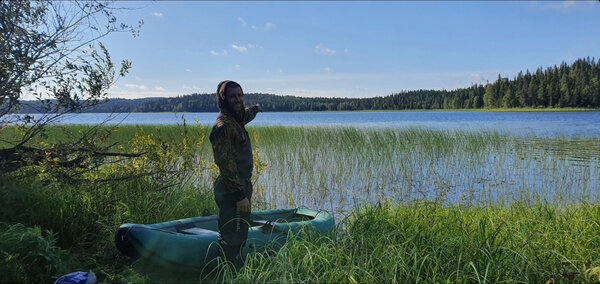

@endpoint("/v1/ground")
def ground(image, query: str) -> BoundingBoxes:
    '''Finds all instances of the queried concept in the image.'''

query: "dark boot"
[221,244,245,271]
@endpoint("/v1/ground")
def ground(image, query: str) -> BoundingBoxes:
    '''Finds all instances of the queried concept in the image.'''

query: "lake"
[7,111,600,214]
[17,110,600,138]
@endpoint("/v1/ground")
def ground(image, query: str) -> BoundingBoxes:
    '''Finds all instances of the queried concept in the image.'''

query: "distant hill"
[16,97,164,113]
[16,57,600,113]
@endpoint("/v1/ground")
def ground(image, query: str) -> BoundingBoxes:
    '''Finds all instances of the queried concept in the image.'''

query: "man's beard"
[226,102,245,122]
[231,102,244,112]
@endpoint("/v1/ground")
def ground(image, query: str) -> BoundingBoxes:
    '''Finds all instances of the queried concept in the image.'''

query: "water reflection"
[11,111,597,220]
[251,130,600,220]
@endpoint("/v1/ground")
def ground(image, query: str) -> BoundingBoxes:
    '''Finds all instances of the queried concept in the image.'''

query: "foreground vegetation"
[1,125,599,283]
[232,202,600,283]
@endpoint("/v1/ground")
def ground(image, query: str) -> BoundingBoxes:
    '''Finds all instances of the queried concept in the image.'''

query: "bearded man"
[209,80,262,269]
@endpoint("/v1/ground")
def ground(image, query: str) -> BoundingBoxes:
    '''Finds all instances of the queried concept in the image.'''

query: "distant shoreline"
[328,107,600,113]
[11,107,600,115]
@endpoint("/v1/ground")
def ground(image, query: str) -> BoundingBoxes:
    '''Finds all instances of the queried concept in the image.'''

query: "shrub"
[0,223,67,283]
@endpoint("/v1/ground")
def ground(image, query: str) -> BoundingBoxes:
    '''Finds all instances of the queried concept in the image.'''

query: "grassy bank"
[232,202,600,283]
[0,175,217,282]
[1,124,599,282]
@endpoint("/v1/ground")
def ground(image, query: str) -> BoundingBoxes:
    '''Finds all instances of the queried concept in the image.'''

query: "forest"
[16,57,600,113]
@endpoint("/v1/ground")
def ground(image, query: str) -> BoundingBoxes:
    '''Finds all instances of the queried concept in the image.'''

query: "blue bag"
[54,270,96,284]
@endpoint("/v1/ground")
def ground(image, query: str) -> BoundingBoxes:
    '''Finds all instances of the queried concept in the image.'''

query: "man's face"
[226,86,244,111]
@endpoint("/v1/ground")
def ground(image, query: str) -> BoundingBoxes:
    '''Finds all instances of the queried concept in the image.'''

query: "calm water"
[16,111,600,138]
[7,111,600,214]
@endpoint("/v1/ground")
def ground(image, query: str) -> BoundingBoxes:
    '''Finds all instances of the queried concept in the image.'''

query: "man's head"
[217,80,244,112]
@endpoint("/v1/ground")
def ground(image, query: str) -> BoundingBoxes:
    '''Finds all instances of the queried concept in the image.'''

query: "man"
[209,80,262,269]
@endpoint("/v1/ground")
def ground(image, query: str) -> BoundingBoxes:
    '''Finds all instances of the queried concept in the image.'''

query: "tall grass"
[1,124,599,282]
[0,174,218,282]
[232,202,600,283]
[0,223,67,283]
[247,126,599,215]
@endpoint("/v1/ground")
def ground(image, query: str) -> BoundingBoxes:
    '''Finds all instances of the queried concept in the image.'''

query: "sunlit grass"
[1,124,599,282]
[228,201,600,283]
[244,126,600,215]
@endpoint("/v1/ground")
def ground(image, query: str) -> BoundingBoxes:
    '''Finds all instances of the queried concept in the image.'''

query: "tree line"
[17,57,600,113]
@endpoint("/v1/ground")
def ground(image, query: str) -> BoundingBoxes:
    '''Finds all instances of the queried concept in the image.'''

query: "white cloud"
[278,88,346,98]
[155,87,166,91]
[242,69,516,98]
[20,88,52,100]
[185,69,191,72]
[238,18,275,31]
[237,17,247,27]
[315,44,337,56]
[323,67,332,73]
[290,89,308,94]
[470,73,485,83]
[182,85,204,92]
[235,65,241,70]
[228,44,262,54]
[232,44,248,53]
[125,84,147,90]
[355,86,369,92]
[265,22,276,30]
[247,44,263,49]
[537,0,592,10]
[210,49,228,56]
[107,90,179,99]
[152,12,163,17]
[545,0,576,9]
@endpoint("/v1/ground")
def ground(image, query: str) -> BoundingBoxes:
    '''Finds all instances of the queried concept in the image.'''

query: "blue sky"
[101,1,600,99]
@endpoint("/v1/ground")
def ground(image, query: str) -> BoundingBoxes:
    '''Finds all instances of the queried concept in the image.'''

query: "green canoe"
[115,207,334,269]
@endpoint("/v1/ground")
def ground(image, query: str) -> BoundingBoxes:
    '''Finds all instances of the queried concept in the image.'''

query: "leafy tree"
[559,73,570,107]
[0,0,142,174]
[502,88,516,108]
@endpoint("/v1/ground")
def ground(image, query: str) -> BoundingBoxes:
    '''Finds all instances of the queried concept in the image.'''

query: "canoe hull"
[115,208,334,269]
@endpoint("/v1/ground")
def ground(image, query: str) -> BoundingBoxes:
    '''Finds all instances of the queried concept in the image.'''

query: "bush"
[0,223,67,283]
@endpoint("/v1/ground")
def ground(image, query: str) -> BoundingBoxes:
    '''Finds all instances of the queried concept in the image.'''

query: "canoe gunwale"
[115,207,335,268]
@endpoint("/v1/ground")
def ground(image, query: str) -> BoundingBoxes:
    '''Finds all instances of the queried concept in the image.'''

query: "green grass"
[1,124,600,282]
[0,174,217,282]
[247,126,599,212]
[231,202,600,283]
[0,223,67,283]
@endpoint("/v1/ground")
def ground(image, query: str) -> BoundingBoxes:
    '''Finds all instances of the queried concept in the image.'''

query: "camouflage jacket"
[210,106,260,201]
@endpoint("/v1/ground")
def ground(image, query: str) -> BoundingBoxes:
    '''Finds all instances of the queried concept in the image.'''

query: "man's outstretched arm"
[243,104,262,125]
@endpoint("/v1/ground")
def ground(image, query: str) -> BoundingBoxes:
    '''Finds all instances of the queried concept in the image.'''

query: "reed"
[1,124,599,282]
[230,201,600,283]
[246,126,599,215]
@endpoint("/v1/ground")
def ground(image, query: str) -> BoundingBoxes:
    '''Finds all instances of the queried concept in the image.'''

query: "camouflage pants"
[213,176,253,259]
